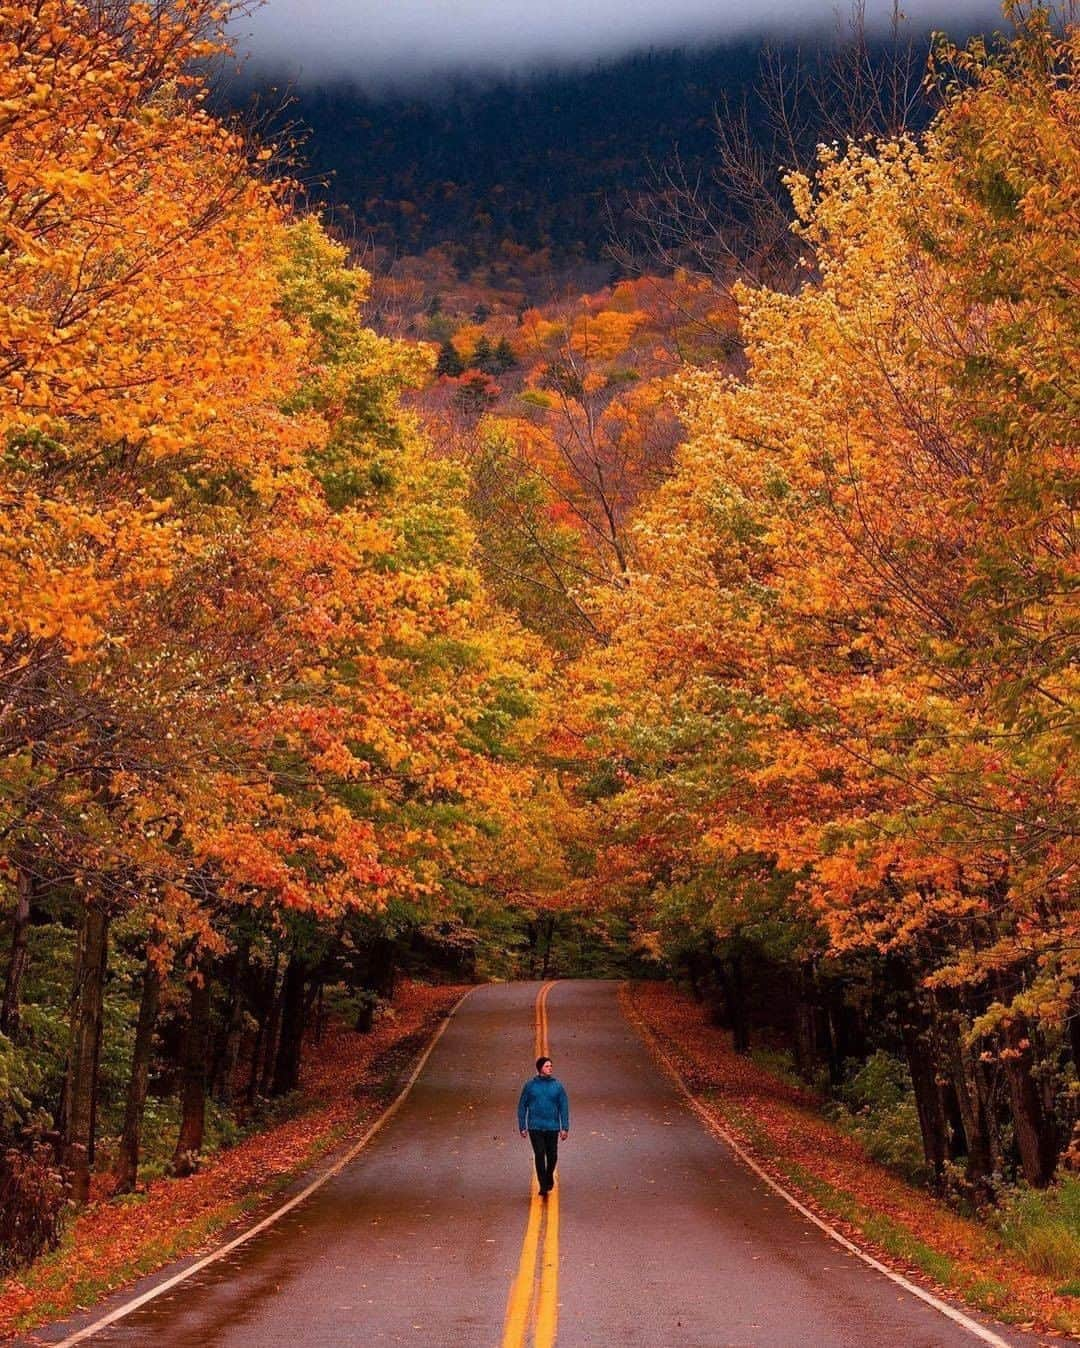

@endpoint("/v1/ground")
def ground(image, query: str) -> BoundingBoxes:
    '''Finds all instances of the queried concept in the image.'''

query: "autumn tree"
[0,0,564,1233]
[569,8,1078,1190]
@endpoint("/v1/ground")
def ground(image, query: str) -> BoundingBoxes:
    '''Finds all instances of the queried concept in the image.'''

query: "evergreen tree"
[452,371,499,416]
[436,339,464,377]
[494,337,518,373]
[471,335,496,372]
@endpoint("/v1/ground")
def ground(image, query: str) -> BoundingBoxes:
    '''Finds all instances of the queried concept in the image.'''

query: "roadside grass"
[707,1098,1021,1318]
[625,980,1080,1339]
[747,1046,805,1090]
[5,1118,341,1336]
[991,1177,1080,1282]
[780,1164,1024,1323]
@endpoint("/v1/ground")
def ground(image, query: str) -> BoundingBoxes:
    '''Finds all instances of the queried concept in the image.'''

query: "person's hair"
[536,1056,551,1073]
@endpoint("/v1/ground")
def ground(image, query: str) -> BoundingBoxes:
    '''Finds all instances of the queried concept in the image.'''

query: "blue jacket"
[517,1075,569,1132]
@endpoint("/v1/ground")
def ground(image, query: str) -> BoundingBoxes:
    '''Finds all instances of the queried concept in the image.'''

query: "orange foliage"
[571,20,1079,1041]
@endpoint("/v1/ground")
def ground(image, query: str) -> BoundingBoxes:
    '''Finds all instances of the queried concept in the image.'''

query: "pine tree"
[494,337,518,373]
[471,335,495,372]
[436,339,464,377]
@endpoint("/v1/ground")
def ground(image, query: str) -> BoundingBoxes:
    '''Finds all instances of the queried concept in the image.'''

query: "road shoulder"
[621,980,1075,1343]
[3,982,468,1344]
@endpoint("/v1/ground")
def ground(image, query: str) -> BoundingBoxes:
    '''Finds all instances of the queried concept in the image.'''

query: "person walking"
[517,1055,569,1198]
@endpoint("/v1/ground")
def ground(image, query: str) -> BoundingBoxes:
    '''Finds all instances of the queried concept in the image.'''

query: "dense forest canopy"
[228,27,981,270]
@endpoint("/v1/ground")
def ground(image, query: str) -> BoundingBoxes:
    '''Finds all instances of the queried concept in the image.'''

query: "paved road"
[30,981,1040,1348]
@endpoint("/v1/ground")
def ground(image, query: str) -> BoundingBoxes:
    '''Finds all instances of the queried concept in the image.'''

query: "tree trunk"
[898,993,949,1182]
[247,949,280,1104]
[976,1056,1003,1173]
[173,962,212,1177]
[354,989,377,1033]
[704,977,727,1028]
[935,1002,996,1193]
[717,955,750,1055]
[1,861,33,1036]
[817,999,843,1087]
[212,943,249,1106]
[703,946,730,1030]
[824,987,865,1072]
[314,982,326,1046]
[61,902,109,1204]
[271,953,307,1096]
[682,950,706,1001]
[259,965,286,1098]
[369,936,397,999]
[1068,992,1080,1079]
[1001,1015,1057,1187]
[540,916,556,979]
[115,952,162,1193]
[792,964,822,1082]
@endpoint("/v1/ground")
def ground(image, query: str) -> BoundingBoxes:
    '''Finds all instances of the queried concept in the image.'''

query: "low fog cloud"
[235,0,1001,86]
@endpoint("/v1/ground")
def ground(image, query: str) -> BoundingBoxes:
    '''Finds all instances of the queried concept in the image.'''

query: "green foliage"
[96,939,143,1131]
[396,495,472,571]
[493,338,518,373]
[324,986,386,1032]
[452,371,500,416]
[0,1033,37,1138]
[5,924,74,1133]
[830,1052,927,1183]
[464,425,593,654]
[581,759,628,802]
[748,1046,804,1090]
[470,335,496,372]
[603,367,639,386]
[467,679,535,758]
[543,909,641,979]
[426,313,456,343]
[121,1094,181,1183]
[278,219,432,463]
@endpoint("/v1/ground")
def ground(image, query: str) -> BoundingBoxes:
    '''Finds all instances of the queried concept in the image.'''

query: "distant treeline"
[230,32,961,271]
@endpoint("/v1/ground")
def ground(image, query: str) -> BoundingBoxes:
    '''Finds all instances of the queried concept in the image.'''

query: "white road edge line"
[621,987,1016,1348]
[50,987,477,1348]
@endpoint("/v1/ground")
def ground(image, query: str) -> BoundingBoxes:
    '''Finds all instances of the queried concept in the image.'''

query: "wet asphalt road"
[30,980,1041,1348]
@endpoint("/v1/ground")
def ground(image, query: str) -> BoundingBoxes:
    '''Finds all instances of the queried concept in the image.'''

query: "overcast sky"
[236,0,1002,85]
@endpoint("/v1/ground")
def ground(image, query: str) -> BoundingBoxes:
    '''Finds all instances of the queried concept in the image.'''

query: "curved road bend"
[28,980,1043,1348]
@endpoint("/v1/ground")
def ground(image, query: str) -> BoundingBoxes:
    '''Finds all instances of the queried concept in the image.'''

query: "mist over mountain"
[233,0,1000,86]
[227,21,995,273]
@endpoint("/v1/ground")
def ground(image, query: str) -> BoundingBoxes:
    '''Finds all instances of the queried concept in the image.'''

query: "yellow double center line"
[501,981,560,1348]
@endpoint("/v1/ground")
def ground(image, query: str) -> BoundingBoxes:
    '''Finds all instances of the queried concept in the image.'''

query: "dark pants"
[528,1129,559,1192]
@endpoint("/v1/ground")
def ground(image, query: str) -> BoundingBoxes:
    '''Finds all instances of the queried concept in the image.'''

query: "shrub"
[832,1051,927,1182]
[0,1144,68,1273]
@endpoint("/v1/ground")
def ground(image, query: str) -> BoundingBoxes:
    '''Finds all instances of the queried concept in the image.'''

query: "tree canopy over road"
[0,0,1076,1316]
